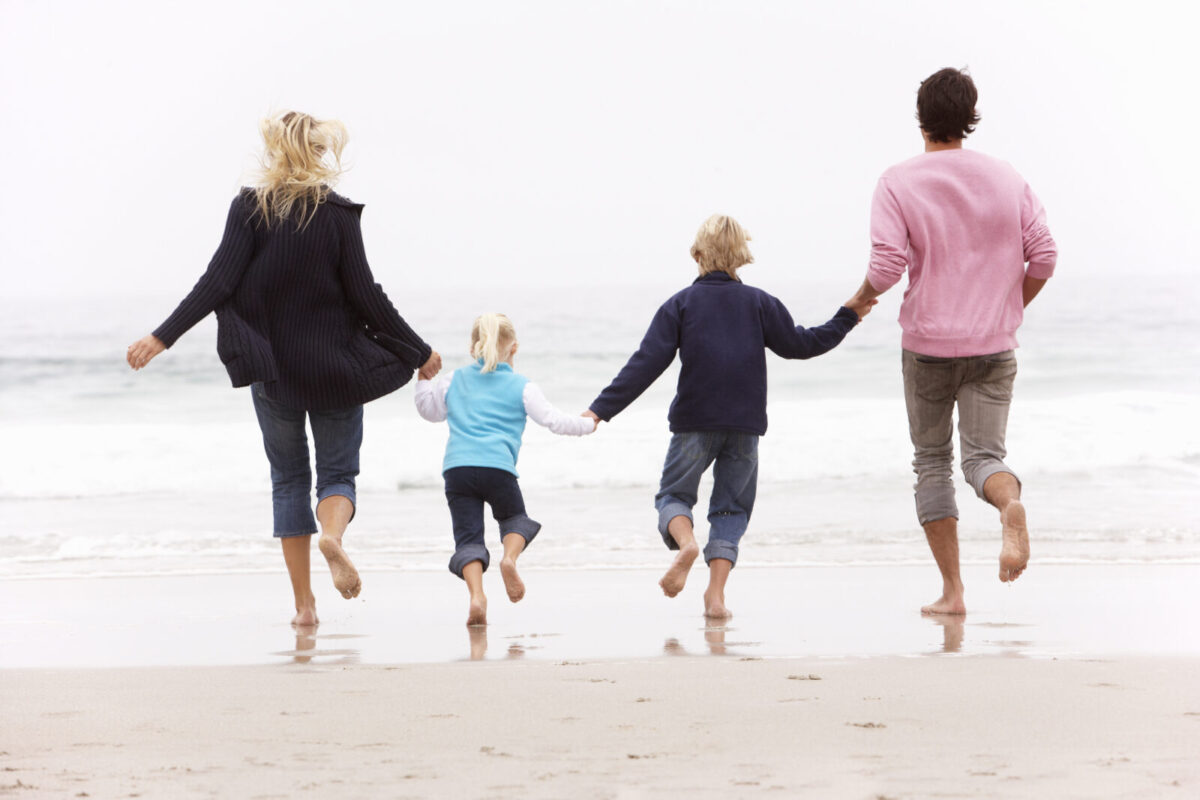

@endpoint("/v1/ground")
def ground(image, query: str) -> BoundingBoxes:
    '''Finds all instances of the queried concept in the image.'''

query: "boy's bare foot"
[467,594,488,627]
[703,589,732,620]
[920,594,966,616]
[318,535,361,599]
[659,542,699,598]
[998,500,1030,582]
[499,557,525,603]
[291,606,318,627]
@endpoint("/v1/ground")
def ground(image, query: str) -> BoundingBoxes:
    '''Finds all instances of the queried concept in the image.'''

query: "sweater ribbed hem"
[901,330,1019,358]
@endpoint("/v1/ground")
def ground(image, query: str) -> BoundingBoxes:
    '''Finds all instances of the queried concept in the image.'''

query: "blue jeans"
[251,383,363,537]
[443,466,542,578]
[655,431,759,566]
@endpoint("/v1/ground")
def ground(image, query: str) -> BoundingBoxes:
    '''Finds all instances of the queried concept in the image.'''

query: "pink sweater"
[867,149,1057,357]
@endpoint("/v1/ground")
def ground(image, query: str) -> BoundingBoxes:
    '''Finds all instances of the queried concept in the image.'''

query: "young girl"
[415,313,595,626]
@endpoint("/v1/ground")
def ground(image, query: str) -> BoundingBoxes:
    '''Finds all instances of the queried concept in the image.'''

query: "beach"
[4,565,1200,798]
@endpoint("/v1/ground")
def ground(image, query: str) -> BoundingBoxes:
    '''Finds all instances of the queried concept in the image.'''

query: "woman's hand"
[844,296,879,321]
[127,335,165,370]
[582,410,601,432]
[418,350,442,380]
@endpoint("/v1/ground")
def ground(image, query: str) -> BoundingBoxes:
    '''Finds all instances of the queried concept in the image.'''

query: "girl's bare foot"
[998,500,1030,582]
[659,542,699,597]
[499,557,525,603]
[703,590,732,620]
[467,594,488,627]
[318,535,361,599]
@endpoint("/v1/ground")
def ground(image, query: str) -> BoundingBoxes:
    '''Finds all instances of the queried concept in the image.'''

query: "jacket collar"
[693,271,740,285]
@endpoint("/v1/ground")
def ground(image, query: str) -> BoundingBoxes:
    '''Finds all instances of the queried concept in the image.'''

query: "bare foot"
[467,594,488,627]
[703,590,732,620]
[291,606,318,627]
[318,535,361,599]
[999,500,1030,582]
[659,542,699,598]
[500,557,525,603]
[921,594,967,616]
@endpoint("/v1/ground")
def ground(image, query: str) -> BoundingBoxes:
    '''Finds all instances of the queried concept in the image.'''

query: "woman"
[127,111,440,627]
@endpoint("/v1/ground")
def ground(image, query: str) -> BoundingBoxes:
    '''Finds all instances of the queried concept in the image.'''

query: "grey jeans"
[902,349,1020,525]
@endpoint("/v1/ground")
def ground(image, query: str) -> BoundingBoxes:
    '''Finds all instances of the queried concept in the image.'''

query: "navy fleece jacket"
[589,272,859,435]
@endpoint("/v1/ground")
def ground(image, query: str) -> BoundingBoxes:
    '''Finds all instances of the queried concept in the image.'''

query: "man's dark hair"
[916,68,981,143]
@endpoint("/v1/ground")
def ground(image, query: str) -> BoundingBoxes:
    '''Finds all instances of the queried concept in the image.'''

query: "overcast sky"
[2,0,1196,301]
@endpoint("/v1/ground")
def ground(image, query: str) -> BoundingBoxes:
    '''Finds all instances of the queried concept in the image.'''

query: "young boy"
[584,215,875,618]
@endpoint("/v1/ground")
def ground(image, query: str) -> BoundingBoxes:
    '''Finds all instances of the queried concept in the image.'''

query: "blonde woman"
[585,215,875,618]
[414,313,595,626]
[126,111,441,627]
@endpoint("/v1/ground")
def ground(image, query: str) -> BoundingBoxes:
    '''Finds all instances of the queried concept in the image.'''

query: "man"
[846,68,1057,615]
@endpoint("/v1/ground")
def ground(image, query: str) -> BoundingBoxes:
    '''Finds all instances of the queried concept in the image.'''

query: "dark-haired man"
[846,68,1057,615]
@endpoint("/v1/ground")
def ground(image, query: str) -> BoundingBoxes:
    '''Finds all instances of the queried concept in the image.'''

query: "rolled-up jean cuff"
[969,465,1021,500]
[915,496,959,527]
[703,539,739,566]
[498,514,541,545]
[274,527,318,540]
[449,544,491,578]
[316,485,357,522]
[657,502,693,548]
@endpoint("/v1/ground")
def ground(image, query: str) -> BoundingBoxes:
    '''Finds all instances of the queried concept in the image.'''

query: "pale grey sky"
[2,0,1196,300]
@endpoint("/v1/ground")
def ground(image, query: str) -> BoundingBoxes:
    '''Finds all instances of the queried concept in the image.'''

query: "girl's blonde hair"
[690,214,754,278]
[252,110,348,229]
[471,313,517,373]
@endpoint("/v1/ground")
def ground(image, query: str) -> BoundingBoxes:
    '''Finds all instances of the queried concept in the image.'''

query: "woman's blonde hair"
[252,111,348,229]
[471,313,518,373]
[690,214,754,278]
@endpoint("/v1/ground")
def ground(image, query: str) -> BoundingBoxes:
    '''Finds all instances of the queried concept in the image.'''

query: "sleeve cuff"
[1026,261,1056,280]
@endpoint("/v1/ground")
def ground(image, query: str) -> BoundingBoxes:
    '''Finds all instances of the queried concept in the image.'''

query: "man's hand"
[844,296,879,321]
[582,409,601,432]
[418,350,442,380]
[126,334,165,370]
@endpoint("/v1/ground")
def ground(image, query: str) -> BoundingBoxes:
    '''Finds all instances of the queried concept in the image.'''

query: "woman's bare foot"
[998,500,1030,582]
[920,594,966,616]
[499,557,525,603]
[703,589,732,620]
[291,606,318,627]
[318,535,361,599]
[659,542,699,597]
[467,594,488,627]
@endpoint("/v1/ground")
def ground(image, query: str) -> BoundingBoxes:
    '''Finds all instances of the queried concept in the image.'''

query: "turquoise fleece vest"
[443,361,530,476]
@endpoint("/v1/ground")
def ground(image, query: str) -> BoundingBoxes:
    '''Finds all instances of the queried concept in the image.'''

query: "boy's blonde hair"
[252,110,348,229]
[690,214,754,278]
[471,313,517,373]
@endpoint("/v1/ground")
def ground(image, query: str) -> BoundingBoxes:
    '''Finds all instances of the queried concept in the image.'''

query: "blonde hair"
[252,111,348,229]
[470,313,518,373]
[690,214,754,278]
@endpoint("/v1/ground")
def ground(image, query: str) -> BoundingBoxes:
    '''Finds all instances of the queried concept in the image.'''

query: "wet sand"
[3,565,1200,797]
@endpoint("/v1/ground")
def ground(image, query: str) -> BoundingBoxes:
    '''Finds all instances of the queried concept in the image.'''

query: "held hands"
[418,350,442,380]
[843,295,879,321]
[582,409,601,432]
[126,334,166,370]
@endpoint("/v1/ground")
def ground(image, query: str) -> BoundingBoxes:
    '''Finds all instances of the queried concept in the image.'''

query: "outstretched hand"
[844,296,879,321]
[126,334,165,370]
[582,409,601,432]
[418,350,442,380]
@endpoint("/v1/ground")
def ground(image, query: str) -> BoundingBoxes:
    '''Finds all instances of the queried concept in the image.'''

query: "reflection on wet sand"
[273,627,362,665]
[469,626,488,661]
[926,615,964,654]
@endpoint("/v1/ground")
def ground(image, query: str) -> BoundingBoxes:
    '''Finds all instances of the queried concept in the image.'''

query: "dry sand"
[4,655,1199,799]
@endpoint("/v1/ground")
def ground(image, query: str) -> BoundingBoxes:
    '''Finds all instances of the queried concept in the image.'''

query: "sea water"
[1,274,1196,579]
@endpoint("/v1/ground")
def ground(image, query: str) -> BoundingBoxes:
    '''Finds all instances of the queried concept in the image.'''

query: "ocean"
[1,274,1197,580]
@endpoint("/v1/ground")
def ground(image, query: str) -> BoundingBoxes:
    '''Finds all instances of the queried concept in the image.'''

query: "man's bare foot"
[499,557,525,603]
[659,542,699,597]
[467,594,488,627]
[291,606,318,627]
[921,594,966,616]
[999,500,1030,582]
[318,535,361,599]
[703,589,732,620]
